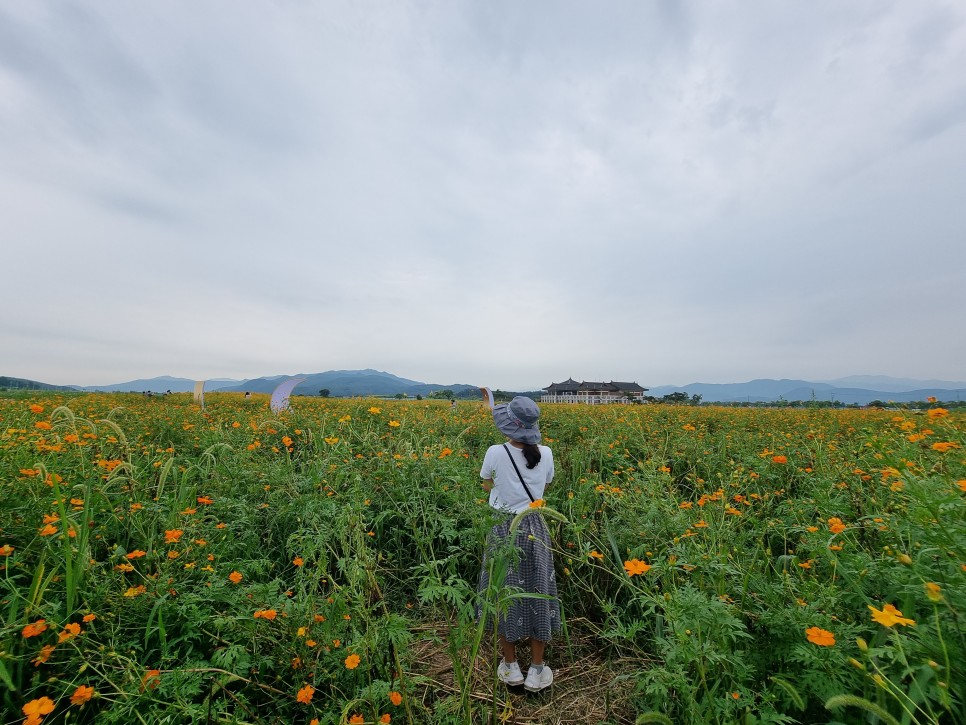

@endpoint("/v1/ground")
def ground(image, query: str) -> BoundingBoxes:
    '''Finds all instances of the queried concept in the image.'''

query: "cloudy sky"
[2,1,964,390]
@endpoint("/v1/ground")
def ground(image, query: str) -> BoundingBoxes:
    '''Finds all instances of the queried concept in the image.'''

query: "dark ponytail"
[522,442,541,469]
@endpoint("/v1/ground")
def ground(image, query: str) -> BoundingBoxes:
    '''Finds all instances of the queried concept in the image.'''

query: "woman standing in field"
[478,396,560,692]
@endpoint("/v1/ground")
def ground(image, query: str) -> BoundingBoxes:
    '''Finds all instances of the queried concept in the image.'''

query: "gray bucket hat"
[492,396,541,444]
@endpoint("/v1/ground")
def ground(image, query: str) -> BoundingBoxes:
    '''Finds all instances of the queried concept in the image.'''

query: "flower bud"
[856,637,868,652]
[898,554,912,565]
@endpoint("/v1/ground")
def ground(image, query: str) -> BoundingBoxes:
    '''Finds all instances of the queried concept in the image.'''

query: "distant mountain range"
[648,377,966,405]
[3,371,964,405]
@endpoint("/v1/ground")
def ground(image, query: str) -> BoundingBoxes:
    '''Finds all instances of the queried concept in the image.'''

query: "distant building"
[541,378,648,404]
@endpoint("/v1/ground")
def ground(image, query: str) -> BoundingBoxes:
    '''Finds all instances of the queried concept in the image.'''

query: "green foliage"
[0,395,963,723]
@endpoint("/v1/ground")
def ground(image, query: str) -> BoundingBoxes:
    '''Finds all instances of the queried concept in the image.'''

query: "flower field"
[1,392,963,724]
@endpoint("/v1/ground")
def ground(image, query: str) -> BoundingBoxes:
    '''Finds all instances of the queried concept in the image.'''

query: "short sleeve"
[480,445,498,480]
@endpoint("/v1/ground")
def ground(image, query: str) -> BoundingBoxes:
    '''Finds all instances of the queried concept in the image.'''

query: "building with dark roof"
[541,378,648,404]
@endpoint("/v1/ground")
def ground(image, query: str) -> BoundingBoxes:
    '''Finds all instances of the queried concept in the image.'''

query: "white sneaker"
[524,664,553,692]
[497,659,524,686]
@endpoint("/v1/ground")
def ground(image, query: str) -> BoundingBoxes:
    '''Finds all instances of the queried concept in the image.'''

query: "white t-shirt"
[480,443,554,514]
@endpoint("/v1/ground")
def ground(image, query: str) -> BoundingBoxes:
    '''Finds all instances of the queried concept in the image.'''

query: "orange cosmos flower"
[124,585,147,597]
[141,669,161,690]
[164,529,183,544]
[345,653,361,669]
[869,603,916,627]
[35,421,52,430]
[296,684,314,704]
[22,620,48,638]
[827,517,846,534]
[381,715,391,723]
[588,550,604,560]
[197,496,214,504]
[22,696,55,723]
[82,613,96,623]
[126,550,147,560]
[253,609,277,620]
[32,644,56,666]
[931,441,959,453]
[528,499,546,508]
[58,622,82,643]
[229,571,243,584]
[771,455,787,464]
[70,685,95,706]
[805,626,835,646]
[926,407,948,418]
[924,582,943,602]
[349,715,364,725]
[293,556,304,566]
[623,559,651,576]
[0,544,13,556]
[30,404,45,413]
[389,691,402,706]
[38,524,58,537]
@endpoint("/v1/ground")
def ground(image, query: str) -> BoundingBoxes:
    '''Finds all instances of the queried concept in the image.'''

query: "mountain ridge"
[4,372,965,404]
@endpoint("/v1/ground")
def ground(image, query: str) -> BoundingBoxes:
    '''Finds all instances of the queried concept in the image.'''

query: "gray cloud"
[2,0,964,389]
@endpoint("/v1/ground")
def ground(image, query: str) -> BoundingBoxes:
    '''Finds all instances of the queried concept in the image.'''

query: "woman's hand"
[481,478,493,492]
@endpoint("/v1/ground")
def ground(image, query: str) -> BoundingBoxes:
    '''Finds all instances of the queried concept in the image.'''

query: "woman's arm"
[481,478,494,492]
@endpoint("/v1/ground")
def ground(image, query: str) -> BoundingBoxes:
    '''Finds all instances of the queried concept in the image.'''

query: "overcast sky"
[2,1,965,390]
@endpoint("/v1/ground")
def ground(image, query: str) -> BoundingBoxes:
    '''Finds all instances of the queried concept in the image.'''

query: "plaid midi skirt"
[477,512,561,642]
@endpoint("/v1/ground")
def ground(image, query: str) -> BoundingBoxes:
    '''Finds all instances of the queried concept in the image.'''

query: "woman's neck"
[507,440,525,449]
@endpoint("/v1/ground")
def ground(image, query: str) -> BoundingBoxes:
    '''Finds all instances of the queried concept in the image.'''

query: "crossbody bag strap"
[503,443,536,502]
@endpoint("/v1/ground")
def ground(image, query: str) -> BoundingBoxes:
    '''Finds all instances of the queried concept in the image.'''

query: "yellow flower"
[388,420,400,427]
[869,603,916,627]
[924,582,943,603]
[368,406,382,414]
[345,653,361,669]
[931,441,959,453]
[588,550,604,560]
[926,407,948,418]
[528,499,546,508]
